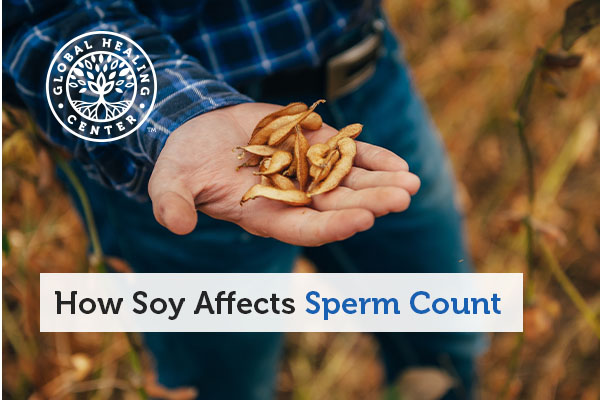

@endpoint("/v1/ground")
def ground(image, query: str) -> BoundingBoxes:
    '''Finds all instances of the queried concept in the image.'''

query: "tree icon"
[68,53,135,121]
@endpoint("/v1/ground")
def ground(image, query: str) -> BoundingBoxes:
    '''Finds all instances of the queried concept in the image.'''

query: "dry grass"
[3,0,600,399]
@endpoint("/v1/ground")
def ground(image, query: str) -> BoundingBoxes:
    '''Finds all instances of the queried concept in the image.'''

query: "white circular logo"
[46,31,157,142]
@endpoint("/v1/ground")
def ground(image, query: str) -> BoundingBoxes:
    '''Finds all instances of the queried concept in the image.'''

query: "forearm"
[3,0,252,200]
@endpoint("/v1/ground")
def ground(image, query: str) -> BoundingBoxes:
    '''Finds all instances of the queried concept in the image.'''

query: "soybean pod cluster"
[237,100,362,205]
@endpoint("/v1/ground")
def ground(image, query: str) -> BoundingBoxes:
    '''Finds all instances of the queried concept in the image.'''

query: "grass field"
[3,0,600,398]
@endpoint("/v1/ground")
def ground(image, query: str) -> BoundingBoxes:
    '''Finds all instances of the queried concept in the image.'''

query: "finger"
[354,141,409,172]
[250,207,375,247]
[311,186,411,217]
[342,167,421,195]
[148,167,197,235]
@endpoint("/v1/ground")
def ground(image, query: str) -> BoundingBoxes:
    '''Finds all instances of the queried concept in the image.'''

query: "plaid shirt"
[3,0,378,200]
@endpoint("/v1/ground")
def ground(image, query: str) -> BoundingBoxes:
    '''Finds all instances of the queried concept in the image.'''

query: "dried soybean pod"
[299,112,322,130]
[238,145,279,157]
[282,135,297,177]
[237,157,261,169]
[249,119,284,147]
[259,157,271,172]
[249,114,294,147]
[279,133,297,152]
[238,154,262,168]
[252,157,271,172]
[309,138,355,196]
[319,149,340,181]
[254,150,292,175]
[260,176,272,186]
[269,174,296,190]
[241,184,311,206]
[307,143,330,167]
[325,123,363,149]
[309,165,321,179]
[252,102,308,137]
[294,126,310,191]
[267,99,325,146]
[308,149,340,192]
[268,133,296,176]
[283,159,297,177]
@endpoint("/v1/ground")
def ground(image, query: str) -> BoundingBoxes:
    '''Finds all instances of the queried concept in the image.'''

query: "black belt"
[237,19,384,101]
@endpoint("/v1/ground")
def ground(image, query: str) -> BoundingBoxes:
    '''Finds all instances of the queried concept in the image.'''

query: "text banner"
[40,273,523,332]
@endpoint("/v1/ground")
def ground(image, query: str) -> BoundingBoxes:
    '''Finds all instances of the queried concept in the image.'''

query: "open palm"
[148,102,420,246]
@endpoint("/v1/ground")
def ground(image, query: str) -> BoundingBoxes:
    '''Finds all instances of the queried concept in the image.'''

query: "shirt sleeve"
[3,0,253,201]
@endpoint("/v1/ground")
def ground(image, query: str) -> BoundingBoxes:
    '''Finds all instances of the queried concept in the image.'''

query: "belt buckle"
[325,19,384,100]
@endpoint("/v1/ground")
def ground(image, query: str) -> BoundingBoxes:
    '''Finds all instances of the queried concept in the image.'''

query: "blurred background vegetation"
[3,0,599,398]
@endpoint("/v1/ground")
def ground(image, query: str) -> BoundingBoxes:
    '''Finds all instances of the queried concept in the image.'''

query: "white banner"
[40,273,522,332]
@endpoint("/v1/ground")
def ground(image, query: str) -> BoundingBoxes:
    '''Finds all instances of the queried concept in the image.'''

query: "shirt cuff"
[137,59,253,163]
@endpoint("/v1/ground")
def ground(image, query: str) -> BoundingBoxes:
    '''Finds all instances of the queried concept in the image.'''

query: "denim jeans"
[66,26,485,400]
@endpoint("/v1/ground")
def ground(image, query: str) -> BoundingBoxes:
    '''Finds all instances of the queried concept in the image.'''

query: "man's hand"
[148,103,420,246]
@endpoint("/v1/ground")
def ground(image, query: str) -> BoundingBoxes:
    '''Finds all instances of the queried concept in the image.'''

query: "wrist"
[141,68,253,163]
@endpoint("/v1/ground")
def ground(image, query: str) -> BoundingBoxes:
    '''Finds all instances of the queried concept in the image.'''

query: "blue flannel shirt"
[3,0,378,200]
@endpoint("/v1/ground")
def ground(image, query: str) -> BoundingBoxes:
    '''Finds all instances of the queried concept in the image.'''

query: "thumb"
[148,169,197,235]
